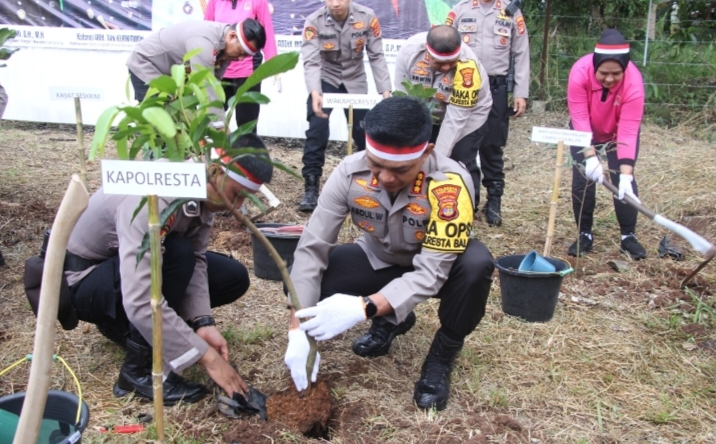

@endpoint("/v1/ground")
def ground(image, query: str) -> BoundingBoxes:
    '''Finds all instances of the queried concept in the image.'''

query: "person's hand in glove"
[617,174,641,203]
[284,328,320,391]
[584,155,604,184]
[295,294,366,341]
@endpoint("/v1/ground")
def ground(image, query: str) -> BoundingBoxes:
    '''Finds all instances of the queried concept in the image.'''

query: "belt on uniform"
[64,252,103,272]
[489,75,507,87]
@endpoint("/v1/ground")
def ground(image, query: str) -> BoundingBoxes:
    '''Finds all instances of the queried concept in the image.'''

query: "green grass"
[221,323,274,346]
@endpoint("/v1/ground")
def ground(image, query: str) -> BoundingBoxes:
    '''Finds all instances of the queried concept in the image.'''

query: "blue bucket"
[518,250,556,273]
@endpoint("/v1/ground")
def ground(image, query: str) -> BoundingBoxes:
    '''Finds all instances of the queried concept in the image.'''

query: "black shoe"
[568,233,593,257]
[298,175,320,213]
[113,338,207,406]
[621,234,647,260]
[483,183,503,227]
[414,330,463,411]
[352,312,416,358]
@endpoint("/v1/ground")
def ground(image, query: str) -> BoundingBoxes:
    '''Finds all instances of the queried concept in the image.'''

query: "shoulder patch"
[422,173,473,253]
[446,11,456,26]
[304,26,317,41]
[370,17,381,37]
[516,15,526,34]
[450,59,481,108]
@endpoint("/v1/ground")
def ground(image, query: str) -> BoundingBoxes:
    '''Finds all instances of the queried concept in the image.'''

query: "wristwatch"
[362,296,378,319]
[190,315,216,331]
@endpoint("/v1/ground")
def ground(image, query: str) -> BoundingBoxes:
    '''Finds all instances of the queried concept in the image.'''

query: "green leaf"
[129,135,150,160]
[187,67,213,86]
[142,107,177,139]
[90,106,120,160]
[228,121,258,144]
[234,52,299,97]
[183,48,202,63]
[190,115,211,145]
[115,116,131,159]
[119,106,146,123]
[148,76,178,94]
[0,47,20,60]
[0,28,18,47]
[130,196,148,224]
[235,92,270,105]
[171,64,186,89]
[135,198,195,265]
[198,100,227,111]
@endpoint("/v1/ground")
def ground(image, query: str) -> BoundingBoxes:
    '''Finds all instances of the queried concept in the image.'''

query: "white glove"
[295,294,367,341]
[617,174,641,203]
[584,156,604,184]
[284,329,320,391]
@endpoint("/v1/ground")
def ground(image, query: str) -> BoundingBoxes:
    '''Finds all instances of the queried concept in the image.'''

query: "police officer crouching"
[283,97,495,411]
[40,135,273,405]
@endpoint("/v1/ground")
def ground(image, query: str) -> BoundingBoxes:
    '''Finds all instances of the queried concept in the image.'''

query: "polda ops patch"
[422,173,473,253]
[450,59,481,108]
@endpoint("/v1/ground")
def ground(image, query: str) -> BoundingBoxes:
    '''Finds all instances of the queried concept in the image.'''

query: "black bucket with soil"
[250,223,302,281]
[495,254,573,322]
[0,389,90,443]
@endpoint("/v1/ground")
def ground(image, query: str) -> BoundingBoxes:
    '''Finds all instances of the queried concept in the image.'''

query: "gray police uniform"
[127,21,232,128]
[300,3,392,178]
[394,32,492,206]
[447,0,530,201]
[289,150,494,337]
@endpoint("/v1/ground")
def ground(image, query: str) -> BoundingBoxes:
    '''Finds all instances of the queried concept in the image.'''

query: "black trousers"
[570,136,640,235]
[317,242,494,339]
[70,235,250,346]
[129,69,149,102]
[222,77,262,133]
[302,81,368,178]
[476,78,511,187]
[430,125,485,209]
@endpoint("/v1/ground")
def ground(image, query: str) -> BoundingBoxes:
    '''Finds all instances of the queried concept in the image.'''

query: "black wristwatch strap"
[363,296,378,319]
[190,315,216,331]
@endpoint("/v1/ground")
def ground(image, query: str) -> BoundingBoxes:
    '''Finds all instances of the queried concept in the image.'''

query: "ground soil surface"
[1,113,715,443]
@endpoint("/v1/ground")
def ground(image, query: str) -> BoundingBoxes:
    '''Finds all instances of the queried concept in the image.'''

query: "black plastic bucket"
[250,223,302,282]
[0,389,90,444]
[495,254,573,322]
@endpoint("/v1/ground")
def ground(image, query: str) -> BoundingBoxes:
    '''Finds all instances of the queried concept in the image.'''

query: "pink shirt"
[567,53,644,164]
[204,0,278,79]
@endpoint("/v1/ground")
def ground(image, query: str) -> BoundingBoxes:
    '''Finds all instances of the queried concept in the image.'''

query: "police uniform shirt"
[447,0,530,98]
[394,32,492,157]
[301,2,392,95]
[289,150,475,325]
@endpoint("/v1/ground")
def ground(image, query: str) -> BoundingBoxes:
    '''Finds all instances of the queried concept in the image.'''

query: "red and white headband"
[237,21,258,56]
[594,43,629,55]
[212,148,263,191]
[426,43,460,62]
[366,136,428,162]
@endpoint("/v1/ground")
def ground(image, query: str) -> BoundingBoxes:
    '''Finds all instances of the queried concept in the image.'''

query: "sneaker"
[568,233,593,257]
[621,234,647,260]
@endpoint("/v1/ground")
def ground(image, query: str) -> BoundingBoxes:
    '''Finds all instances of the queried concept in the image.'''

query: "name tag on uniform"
[459,17,477,23]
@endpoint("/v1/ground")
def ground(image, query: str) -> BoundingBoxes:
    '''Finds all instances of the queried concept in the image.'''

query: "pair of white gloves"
[584,156,640,203]
[283,294,367,391]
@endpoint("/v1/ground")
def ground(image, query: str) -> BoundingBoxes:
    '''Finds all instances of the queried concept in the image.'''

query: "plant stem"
[147,194,165,443]
[210,176,318,392]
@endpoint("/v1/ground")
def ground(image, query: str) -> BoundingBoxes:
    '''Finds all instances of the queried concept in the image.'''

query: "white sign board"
[323,93,383,110]
[49,87,105,101]
[102,160,207,199]
[531,127,593,147]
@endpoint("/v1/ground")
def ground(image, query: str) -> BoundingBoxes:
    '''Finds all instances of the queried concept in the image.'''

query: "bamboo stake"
[543,140,564,257]
[343,105,354,243]
[74,97,88,188]
[147,194,165,443]
[211,177,318,391]
[13,175,88,444]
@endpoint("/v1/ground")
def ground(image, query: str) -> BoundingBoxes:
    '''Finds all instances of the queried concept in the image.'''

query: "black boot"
[113,338,207,406]
[413,330,463,411]
[482,182,503,227]
[298,175,320,213]
[352,312,416,357]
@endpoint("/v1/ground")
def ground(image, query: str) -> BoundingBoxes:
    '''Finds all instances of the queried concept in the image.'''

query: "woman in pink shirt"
[205,0,278,133]
[566,29,647,260]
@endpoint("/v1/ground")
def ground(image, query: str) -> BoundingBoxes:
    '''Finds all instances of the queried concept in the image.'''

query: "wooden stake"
[343,105,354,243]
[147,194,165,443]
[543,140,564,257]
[13,175,88,444]
[74,97,88,188]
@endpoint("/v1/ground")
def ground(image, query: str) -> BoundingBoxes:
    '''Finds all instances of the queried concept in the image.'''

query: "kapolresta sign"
[101,160,207,199]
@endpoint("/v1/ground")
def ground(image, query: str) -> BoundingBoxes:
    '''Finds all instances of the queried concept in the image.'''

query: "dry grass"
[1,113,715,443]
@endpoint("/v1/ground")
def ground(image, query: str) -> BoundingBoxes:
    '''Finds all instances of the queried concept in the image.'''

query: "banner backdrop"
[0,0,464,133]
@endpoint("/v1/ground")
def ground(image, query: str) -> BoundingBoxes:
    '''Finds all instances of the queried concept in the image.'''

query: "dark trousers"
[430,125,485,209]
[476,78,510,187]
[70,235,250,346]
[317,242,494,339]
[570,137,640,235]
[222,77,262,133]
[129,69,149,102]
[302,81,368,178]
